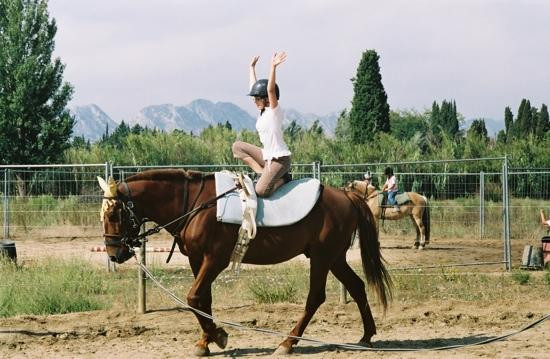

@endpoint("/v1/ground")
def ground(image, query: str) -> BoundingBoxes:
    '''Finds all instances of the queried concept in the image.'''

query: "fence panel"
[1,164,108,241]
[320,158,510,269]
[508,170,550,241]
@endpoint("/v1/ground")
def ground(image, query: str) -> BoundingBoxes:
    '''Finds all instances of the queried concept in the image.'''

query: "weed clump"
[511,270,530,285]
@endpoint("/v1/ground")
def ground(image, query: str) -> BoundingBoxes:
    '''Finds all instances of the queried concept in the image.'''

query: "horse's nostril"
[109,256,117,262]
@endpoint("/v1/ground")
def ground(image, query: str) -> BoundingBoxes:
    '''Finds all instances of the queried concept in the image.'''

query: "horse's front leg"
[187,257,229,357]
[274,256,330,355]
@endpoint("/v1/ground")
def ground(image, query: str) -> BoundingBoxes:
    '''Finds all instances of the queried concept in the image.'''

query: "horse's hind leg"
[274,256,331,355]
[187,257,229,356]
[411,213,426,250]
[330,256,376,345]
[410,215,420,249]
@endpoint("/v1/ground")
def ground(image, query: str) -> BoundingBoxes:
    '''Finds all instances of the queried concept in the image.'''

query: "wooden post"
[137,240,146,314]
[339,282,348,304]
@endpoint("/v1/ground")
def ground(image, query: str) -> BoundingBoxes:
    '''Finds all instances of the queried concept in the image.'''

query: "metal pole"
[312,162,317,179]
[106,164,117,273]
[503,158,511,271]
[317,162,321,183]
[480,171,485,239]
[3,169,9,240]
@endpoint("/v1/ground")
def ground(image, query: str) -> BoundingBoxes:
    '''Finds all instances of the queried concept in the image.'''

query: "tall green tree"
[348,49,390,144]
[0,0,74,164]
[504,106,513,140]
[535,104,549,139]
[467,119,488,142]
[429,100,460,142]
[515,99,533,137]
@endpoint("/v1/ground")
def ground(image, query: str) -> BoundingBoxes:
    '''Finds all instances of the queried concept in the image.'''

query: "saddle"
[377,192,410,208]
[214,171,321,227]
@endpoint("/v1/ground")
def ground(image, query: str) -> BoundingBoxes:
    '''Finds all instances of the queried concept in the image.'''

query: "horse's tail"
[345,192,393,311]
[422,195,430,244]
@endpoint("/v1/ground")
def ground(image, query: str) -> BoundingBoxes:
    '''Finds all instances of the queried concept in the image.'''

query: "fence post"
[106,163,117,273]
[3,169,9,240]
[480,171,485,239]
[137,229,147,314]
[316,162,321,183]
[502,157,511,271]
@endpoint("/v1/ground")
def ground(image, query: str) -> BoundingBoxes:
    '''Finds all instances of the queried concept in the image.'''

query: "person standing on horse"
[232,52,292,197]
[382,167,399,211]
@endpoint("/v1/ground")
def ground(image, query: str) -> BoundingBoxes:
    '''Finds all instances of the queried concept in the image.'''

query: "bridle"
[102,178,238,262]
[102,182,147,257]
[349,181,378,201]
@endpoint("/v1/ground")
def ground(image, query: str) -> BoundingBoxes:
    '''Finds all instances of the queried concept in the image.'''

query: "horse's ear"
[97,176,117,197]
[97,176,109,193]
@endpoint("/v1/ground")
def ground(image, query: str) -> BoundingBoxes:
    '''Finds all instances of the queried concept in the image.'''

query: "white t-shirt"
[384,175,398,192]
[255,105,291,161]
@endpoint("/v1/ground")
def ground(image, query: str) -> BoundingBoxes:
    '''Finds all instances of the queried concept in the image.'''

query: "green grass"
[0,257,110,317]
[511,270,531,285]
[2,258,550,319]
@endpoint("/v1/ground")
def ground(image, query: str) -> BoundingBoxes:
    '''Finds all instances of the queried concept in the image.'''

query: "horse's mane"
[125,169,214,183]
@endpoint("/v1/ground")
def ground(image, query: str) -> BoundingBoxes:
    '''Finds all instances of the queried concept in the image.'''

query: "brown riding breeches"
[232,141,291,197]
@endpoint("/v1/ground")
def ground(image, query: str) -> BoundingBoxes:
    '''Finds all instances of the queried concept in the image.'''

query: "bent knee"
[232,141,243,158]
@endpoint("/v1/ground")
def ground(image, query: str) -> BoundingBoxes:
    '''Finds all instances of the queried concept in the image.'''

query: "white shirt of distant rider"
[384,175,398,193]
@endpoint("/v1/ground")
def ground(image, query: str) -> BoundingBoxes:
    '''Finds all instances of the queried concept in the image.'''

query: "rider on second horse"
[231,52,292,197]
[382,167,399,212]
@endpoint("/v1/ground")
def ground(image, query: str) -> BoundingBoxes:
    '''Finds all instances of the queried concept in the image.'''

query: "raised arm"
[249,56,259,90]
[268,51,287,109]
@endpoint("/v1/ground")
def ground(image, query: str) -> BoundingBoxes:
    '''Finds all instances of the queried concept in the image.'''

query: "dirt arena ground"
[1,232,549,358]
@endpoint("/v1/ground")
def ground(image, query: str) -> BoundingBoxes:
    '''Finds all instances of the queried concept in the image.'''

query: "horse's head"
[98,176,144,264]
[345,180,377,199]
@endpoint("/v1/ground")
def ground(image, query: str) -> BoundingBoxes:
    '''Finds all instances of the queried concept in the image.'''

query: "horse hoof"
[194,345,210,357]
[273,345,292,356]
[412,243,419,249]
[358,338,373,347]
[418,245,425,250]
[214,328,228,349]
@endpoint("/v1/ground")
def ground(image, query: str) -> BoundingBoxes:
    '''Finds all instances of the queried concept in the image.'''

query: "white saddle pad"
[215,172,321,227]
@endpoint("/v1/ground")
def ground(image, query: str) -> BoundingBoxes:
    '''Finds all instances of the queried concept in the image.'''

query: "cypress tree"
[348,49,390,143]
[515,99,532,137]
[536,104,550,138]
[0,0,74,164]
[504,106,514,138]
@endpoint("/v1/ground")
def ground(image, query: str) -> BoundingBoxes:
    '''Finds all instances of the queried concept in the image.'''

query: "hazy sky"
[49,0,550,122]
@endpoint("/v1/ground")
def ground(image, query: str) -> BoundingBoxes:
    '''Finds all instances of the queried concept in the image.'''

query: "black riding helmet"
[248,79,280,100]
[384,167,393,176]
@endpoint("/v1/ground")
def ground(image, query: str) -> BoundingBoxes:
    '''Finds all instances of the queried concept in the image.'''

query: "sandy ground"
[1,232,549,358]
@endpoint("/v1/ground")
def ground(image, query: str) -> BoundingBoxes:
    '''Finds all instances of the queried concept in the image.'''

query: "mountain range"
[71,100,340,141]
[70,101,505,142]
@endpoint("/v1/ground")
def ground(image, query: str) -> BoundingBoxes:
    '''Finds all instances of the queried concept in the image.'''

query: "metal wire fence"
[3,158,550,272]
[1,164,108,240]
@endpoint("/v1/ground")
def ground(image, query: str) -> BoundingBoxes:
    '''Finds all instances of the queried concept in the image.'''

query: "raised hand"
[271,51,287,67]
[250,56,260,67]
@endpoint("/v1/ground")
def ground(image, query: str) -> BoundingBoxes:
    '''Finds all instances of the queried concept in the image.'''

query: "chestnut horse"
[347,180,430,249]
[98,169,392,356]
